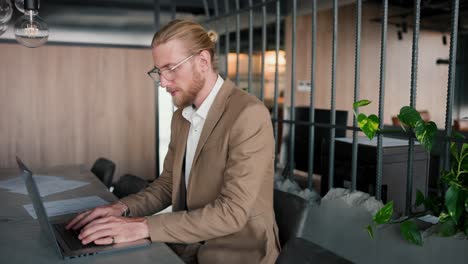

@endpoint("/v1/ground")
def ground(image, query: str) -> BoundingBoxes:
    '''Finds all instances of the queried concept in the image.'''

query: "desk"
[0,165,183,264]
[333,137,429,214]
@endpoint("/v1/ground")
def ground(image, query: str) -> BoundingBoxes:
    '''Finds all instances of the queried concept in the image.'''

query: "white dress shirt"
[181,75,224,187]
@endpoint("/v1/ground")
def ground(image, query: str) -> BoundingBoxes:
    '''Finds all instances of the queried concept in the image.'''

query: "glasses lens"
[160,70,175,81]
[149,72,160,82]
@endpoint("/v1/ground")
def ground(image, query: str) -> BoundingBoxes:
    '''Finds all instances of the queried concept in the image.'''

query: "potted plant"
[353,100,468,246]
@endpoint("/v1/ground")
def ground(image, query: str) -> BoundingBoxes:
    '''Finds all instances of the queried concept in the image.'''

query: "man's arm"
[119,113,179,216]
[147,103,274,243]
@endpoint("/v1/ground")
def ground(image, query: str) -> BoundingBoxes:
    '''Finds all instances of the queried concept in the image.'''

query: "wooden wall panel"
[0,43,156,181]
[285,3,450,127]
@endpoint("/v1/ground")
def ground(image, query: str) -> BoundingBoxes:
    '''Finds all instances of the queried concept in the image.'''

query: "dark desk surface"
[0,165,183,264]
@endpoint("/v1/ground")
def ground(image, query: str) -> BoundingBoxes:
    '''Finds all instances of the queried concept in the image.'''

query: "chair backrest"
[91,157,116,188]
[112,174,149,198]
[274,189,310,247]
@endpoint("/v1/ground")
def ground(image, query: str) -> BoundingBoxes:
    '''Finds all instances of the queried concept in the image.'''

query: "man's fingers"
[72,210,105,230]
[80,228,114,245]
[93,236,114,245]
[65,210,91,230]
[81,216,114,232]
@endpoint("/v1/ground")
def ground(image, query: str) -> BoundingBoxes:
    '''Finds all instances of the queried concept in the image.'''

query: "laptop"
[16,157,151,259]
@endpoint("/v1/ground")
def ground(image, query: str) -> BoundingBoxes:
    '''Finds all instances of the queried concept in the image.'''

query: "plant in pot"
[353,99,468,246]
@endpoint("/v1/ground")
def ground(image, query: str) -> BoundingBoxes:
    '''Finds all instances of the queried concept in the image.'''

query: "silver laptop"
[16,157,151,259]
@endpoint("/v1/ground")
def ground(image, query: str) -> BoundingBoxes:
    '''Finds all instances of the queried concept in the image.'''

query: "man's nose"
[159,76,170,88]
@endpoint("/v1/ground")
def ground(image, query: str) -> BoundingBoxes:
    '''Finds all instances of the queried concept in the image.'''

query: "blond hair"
[152,19,218,71]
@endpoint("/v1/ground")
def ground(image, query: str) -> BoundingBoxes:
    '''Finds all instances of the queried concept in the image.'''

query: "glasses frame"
[147,54,195,84]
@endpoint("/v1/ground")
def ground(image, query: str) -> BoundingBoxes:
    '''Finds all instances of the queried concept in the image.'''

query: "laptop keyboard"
[54,223,96,251]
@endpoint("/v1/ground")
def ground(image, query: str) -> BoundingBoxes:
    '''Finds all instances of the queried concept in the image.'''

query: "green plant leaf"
[450,142,459,161]
[445,186,464,224]
[424,195,442,215]
[465,197,468,213]
[398,106,422,127]
[466,197,468,213]
[400,220,423,246]
[414,120,437,152]
[439,212,450,223]
[353,100,372,109]
[415,190,425,207]
[373,201,393,225]
[438,218,457,237]
[366,225,374,239]
[453,131,466,139]
[358,114,379,140]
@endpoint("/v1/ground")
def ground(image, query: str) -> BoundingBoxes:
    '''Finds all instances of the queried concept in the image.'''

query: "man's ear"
[197,50,211,72]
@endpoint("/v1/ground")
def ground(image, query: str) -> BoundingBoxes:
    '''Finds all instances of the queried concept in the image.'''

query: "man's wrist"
[115,201,130,217]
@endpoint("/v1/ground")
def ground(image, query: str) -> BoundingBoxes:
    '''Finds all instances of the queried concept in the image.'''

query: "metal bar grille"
[260,0,267,102]
[405,0,421,215]
[444,0,460,171]
[351,0,362,192]
[248,0,253,94]
[224,0,229,78]
[376,0,388,200]
[273,0,281,172]
[307,0,317,190]
[288,0,297,179]
[235,0,240,86]
[328,0,338,191]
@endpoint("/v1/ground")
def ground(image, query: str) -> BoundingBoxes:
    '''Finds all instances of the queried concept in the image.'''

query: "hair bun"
[207,30,218,43]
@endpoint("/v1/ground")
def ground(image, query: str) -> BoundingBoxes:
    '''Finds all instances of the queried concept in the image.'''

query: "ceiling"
[0,0,466,48]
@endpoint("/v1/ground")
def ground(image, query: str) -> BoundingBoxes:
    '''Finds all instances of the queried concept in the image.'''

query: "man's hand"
[65,202,128,231]
[78,216,150,245]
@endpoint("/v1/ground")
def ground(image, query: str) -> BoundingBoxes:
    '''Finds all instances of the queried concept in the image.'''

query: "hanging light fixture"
[14,0,48,48]
[14,0,24,13]
[0,0,13,36]
[0,0,13,23]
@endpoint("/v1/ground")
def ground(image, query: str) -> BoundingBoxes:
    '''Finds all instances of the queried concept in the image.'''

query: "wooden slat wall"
[0,43,156,181]
[285,3,450,127]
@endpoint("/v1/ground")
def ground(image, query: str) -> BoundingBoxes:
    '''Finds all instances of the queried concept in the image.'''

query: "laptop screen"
[16,157,63,257]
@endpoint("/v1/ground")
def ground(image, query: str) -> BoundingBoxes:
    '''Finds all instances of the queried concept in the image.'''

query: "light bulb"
[14,10,48,48]
[0,22,7,36]
[0,0,13,24]
[14,0,24,13]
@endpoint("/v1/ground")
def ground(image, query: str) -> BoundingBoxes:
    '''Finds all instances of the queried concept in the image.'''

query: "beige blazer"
[121,79,280,263]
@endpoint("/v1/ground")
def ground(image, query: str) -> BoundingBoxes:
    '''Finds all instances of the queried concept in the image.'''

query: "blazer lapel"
[191,79,234,168]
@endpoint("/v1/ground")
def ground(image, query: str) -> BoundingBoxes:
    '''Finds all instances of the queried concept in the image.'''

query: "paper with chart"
[0,175,89,197]
[23,195,109,219]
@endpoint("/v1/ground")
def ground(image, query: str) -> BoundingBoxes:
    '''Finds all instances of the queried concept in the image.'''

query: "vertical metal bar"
[376,0,389,200]
[406,0,421,215]
[351,0,362,192]
[289,0,297,179]
[203,0,210,18]
[214,0,220,67]
[308,0,317,190]
[444,0,460,171]
[170,0,176,20]
[260,0,267,102]
[273,0,281,172]
[248,0,253,94]
[235,0,241,86]
[224,0,230,79]
[153,0,161,178]
[328,0,338,190]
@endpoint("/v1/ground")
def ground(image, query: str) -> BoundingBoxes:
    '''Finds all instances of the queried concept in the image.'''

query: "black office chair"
[112,174,149,198]
[274,189,352,264]
[91,157,116,189]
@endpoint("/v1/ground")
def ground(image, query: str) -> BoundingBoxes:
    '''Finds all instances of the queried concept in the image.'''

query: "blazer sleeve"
[146,103,275,243]
[119,114,178,216]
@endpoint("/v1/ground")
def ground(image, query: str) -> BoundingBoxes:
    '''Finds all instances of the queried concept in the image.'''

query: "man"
[67,19,280,263]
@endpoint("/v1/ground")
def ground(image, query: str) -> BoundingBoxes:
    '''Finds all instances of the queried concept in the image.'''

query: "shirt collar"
[182,75,224,123]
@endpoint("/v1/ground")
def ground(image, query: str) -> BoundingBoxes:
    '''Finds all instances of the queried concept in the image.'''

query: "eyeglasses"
[147,54,195,83]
